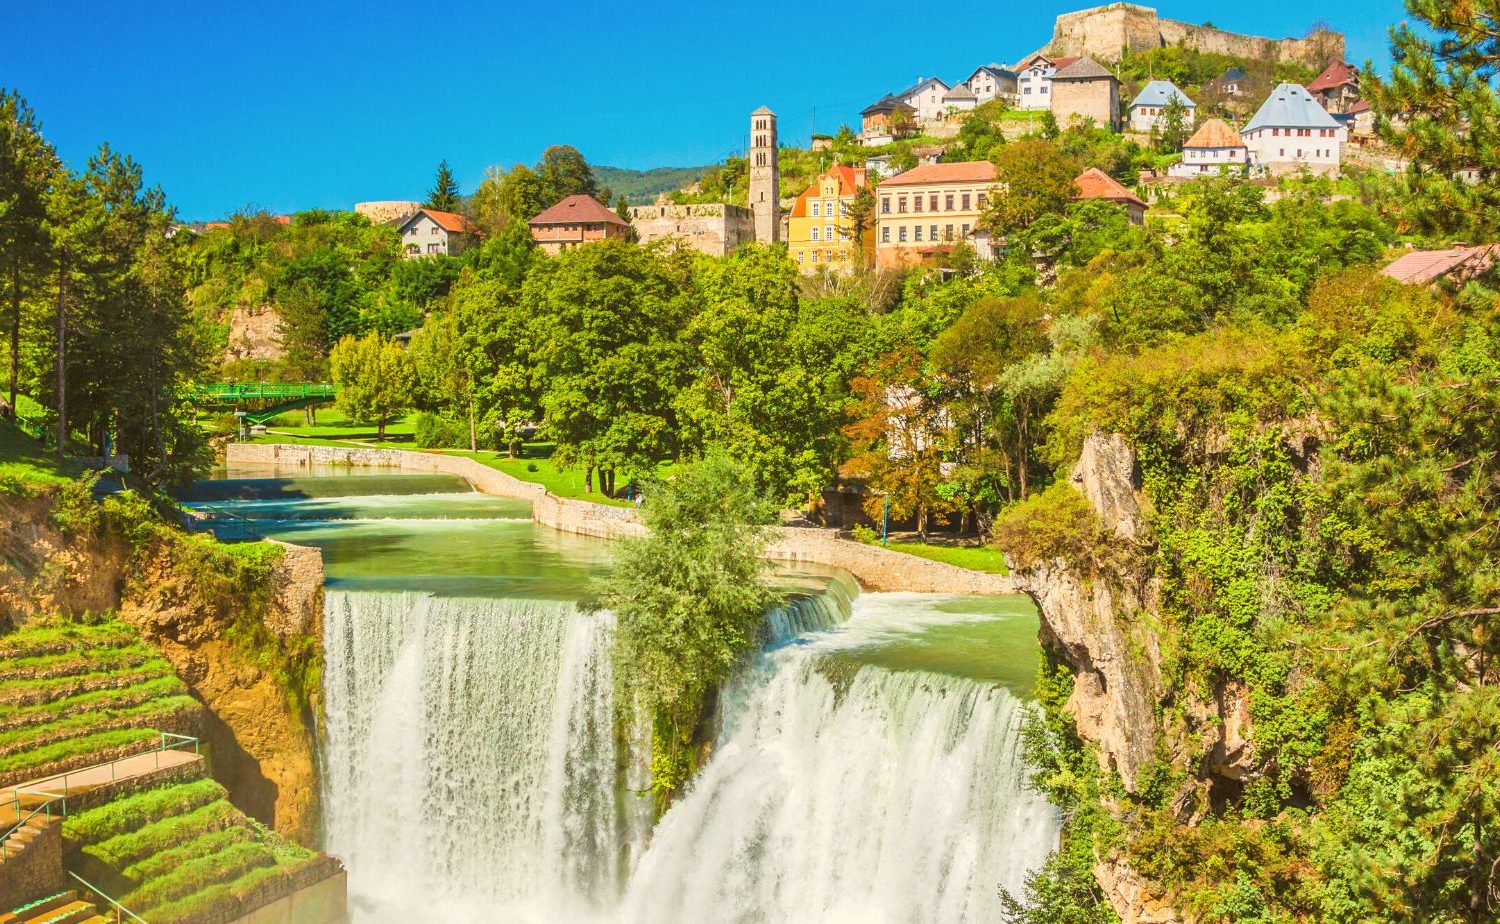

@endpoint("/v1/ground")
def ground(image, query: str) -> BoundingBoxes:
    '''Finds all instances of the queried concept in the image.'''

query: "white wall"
[1244,126,1346,172]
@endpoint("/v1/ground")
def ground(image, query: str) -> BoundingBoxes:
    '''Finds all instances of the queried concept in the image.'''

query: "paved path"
[1,749,202,827]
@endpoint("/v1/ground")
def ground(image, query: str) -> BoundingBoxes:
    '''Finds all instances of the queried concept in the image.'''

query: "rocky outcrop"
[1038,3,1343,68]
[0,494,127,628]
[224,304,285,363]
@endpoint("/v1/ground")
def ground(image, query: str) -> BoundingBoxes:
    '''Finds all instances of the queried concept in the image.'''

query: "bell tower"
[749,106,780,243]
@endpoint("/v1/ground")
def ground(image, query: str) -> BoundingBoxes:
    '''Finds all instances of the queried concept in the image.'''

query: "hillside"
[595,165,712,203]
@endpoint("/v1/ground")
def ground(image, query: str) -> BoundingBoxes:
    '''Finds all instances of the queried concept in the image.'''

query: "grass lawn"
[0,418,77,492]
[251,407,418,442]
[440,446,649,508]
[883,541,1010,575]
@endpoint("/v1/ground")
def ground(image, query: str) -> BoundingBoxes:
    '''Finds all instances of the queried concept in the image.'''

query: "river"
[187,462,1060,923]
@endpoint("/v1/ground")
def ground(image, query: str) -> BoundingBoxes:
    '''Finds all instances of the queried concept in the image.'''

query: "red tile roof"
[880,161,997,187]
[414,209,479,234]
[790,166,866,218]
[1381,245,1500,284]
[1308,62,1360,93]
[1073,167,1146,208]
[1019,54,1079,71]
[528,195,628,227]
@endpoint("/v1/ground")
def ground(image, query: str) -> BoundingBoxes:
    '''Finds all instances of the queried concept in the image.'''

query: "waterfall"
[619,629,1059,924]
[321,590,642,923]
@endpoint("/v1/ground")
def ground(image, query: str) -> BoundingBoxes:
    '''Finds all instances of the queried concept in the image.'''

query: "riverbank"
[225,442,1022,596]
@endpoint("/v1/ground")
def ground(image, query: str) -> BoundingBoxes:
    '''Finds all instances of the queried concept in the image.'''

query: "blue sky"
[2,0,1407,219]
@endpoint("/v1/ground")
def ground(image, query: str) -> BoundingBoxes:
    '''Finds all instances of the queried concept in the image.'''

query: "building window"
[813,250,820,263]
[432,226,439,235]
[977,193,988,207]
[428,243,440,253]
[881,226,890,242]
[913,195,923,212]
[1024,87,1031,95]
[898,197,908,213]
[797,251,804,264]
[914,226,923,241]
[881,197,890,214]
[929,195,938,211]
[812,202,820,217]
[961,223,970,238]
[945,224,954,241]
[811,227,820,241]
[899,226,907,242]
[961,193,971,210]
[930,224,938,239]
[825,225,833,240]
[945,194,954,210]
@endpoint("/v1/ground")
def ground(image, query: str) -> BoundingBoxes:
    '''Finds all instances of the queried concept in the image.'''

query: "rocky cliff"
[1035,3,1343,69]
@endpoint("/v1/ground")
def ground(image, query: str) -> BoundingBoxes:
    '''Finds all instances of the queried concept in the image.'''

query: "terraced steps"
[65,779,323,923]
[0,891,106,924]
[0,622,202,787]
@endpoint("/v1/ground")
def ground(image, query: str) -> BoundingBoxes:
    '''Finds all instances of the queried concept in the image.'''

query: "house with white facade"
[1168,118,1249,177]
[396,208,480,258]
[1128,80,1196,132]
[942,84,978,115]
[896,77,952,122]
[1242,83,1347,176]
[961,65,1018,105]
[1016,54,1078,111]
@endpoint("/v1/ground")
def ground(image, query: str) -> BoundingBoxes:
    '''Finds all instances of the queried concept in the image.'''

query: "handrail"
[11,732,200,801]
[1,789,65,859]
[187,382,336,401]
[68,870,148,924]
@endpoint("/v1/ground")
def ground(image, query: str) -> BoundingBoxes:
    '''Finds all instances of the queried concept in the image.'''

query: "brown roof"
[1019,54,1079,71]
[1052,57,1116,82]
[528,194,628,227]
[1381,245,1500,285]
[1183,118,1245,150]
[1073,167,1146,208]
[879,161,997,187]
[1348,99,1371,114]
[413,209,478,234]
[1308,62,1360,93]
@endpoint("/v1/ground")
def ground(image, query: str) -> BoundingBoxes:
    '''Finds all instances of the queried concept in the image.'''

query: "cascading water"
[321,590,644,923]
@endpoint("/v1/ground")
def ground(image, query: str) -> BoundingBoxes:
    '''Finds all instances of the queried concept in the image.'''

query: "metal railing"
[188,382,335,402]
[0,732,200,858]
[68,870,148,923]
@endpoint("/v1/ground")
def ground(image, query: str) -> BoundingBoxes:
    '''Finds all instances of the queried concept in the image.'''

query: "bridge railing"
[188,382,336,402]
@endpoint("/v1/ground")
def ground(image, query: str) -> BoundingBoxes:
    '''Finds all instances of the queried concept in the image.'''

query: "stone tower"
[749,106,780,243]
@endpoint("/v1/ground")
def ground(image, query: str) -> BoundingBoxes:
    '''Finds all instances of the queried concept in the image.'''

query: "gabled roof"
[895,76,950,99]
[1073,168,1146,208]
[1183,118,1245,149]
[1244,83,1342,132]
[399,208,478,235]
[527,194,627,227]
[1381,245,1500,285]
[1307,62,1360,93]
[1348,99,1371,114]
[944,84,977,100]
[790,166,867,219]
[965,64,1018,84]
[880,161,997,187]
[1018,53,1079,72]
[1052,57,1116,82]
[862,94,917,117]
[1130,80,1195,110]
[752,105,775,116]
[1220,68,1250,82]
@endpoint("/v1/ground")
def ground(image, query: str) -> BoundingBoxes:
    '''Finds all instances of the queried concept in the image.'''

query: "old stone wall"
[1052,78,1120,130]
[1043,3,1343,68]
[628,204,755,257]
[224,305,285,364]
[230,866,348,924]
[0,815,63,912]
[224,443,1023,595]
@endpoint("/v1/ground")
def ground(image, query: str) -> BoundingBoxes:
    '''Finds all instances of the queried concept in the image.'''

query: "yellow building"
[786,166,876,274]
[874,161,997,269]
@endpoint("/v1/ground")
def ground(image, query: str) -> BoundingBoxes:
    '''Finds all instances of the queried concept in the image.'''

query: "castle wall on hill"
[1043,3,1343,68]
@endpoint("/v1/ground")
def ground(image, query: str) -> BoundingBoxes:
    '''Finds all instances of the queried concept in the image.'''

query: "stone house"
[527,195,631,255]
[1050,56,1120,130]
[396,209,480,258]
[627,200,754,256]
[1017,54,1079,111]
[961,65,1019,105]
[861,95,918,146]
[1128,80,1195,132]
[787,165,876,274]
[1348,99,1374,137]
[1168,118,1249,177]
[1074,167,1148,224]
[1242,83,1347,176]
[1307,61,1361,114]
[874,161,997,269]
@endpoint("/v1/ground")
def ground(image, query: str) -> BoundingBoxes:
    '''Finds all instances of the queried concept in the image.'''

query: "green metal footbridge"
[187,382,337,425]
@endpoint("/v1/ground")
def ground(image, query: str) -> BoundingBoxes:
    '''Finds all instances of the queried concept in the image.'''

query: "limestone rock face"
[224,304,285,363]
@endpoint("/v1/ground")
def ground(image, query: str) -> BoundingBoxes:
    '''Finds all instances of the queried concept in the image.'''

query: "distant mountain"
[595,165,711,204]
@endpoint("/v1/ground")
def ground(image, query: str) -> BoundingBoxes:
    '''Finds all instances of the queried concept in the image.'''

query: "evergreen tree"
[0,90,55,423]
[424,159,462,212]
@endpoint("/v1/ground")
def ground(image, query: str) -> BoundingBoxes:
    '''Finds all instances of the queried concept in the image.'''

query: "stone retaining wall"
[0,815,62,912]
[224,443,1021,595]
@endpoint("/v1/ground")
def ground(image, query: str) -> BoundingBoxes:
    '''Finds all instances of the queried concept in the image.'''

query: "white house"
[1128,80,1196,132]
[1016,54,1078,111]
[942,83,978,115]
[961,65,1018,105]
[1168,118,1249,177]
[396,208,480,258]
[896,77,952,122]
[1242,83,1347,176]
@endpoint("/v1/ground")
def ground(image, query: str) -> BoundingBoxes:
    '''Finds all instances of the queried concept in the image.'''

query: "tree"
[602,453,777,807]
[1152,96,1191,154]
[425,160,461,212]
[328,332,413,440]
[0,90,55,422]
[846,186,877,264]
[983,140,1082,234]
[535,145,598,205]
[1366,0,1500,232]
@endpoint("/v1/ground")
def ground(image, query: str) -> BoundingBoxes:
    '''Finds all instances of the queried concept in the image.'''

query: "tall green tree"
[0,90,55,422]
[424,159,462,212]
[982,140,1082,234]
[329,331,414,440]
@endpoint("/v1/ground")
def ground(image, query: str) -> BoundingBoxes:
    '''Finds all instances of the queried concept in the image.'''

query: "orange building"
[527,195,631,255]
[787,165,875,273]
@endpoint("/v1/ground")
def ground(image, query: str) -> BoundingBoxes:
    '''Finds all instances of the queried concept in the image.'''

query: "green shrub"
[850,524,878,545]
[993,482,1110,572]
[412,412,468,449]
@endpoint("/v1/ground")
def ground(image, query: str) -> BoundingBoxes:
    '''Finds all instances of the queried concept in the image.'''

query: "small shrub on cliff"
[993,481,1110,572]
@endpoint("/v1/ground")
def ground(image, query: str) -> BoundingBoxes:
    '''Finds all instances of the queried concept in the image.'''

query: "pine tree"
[425,159,462,212]
[0,90,56,422]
